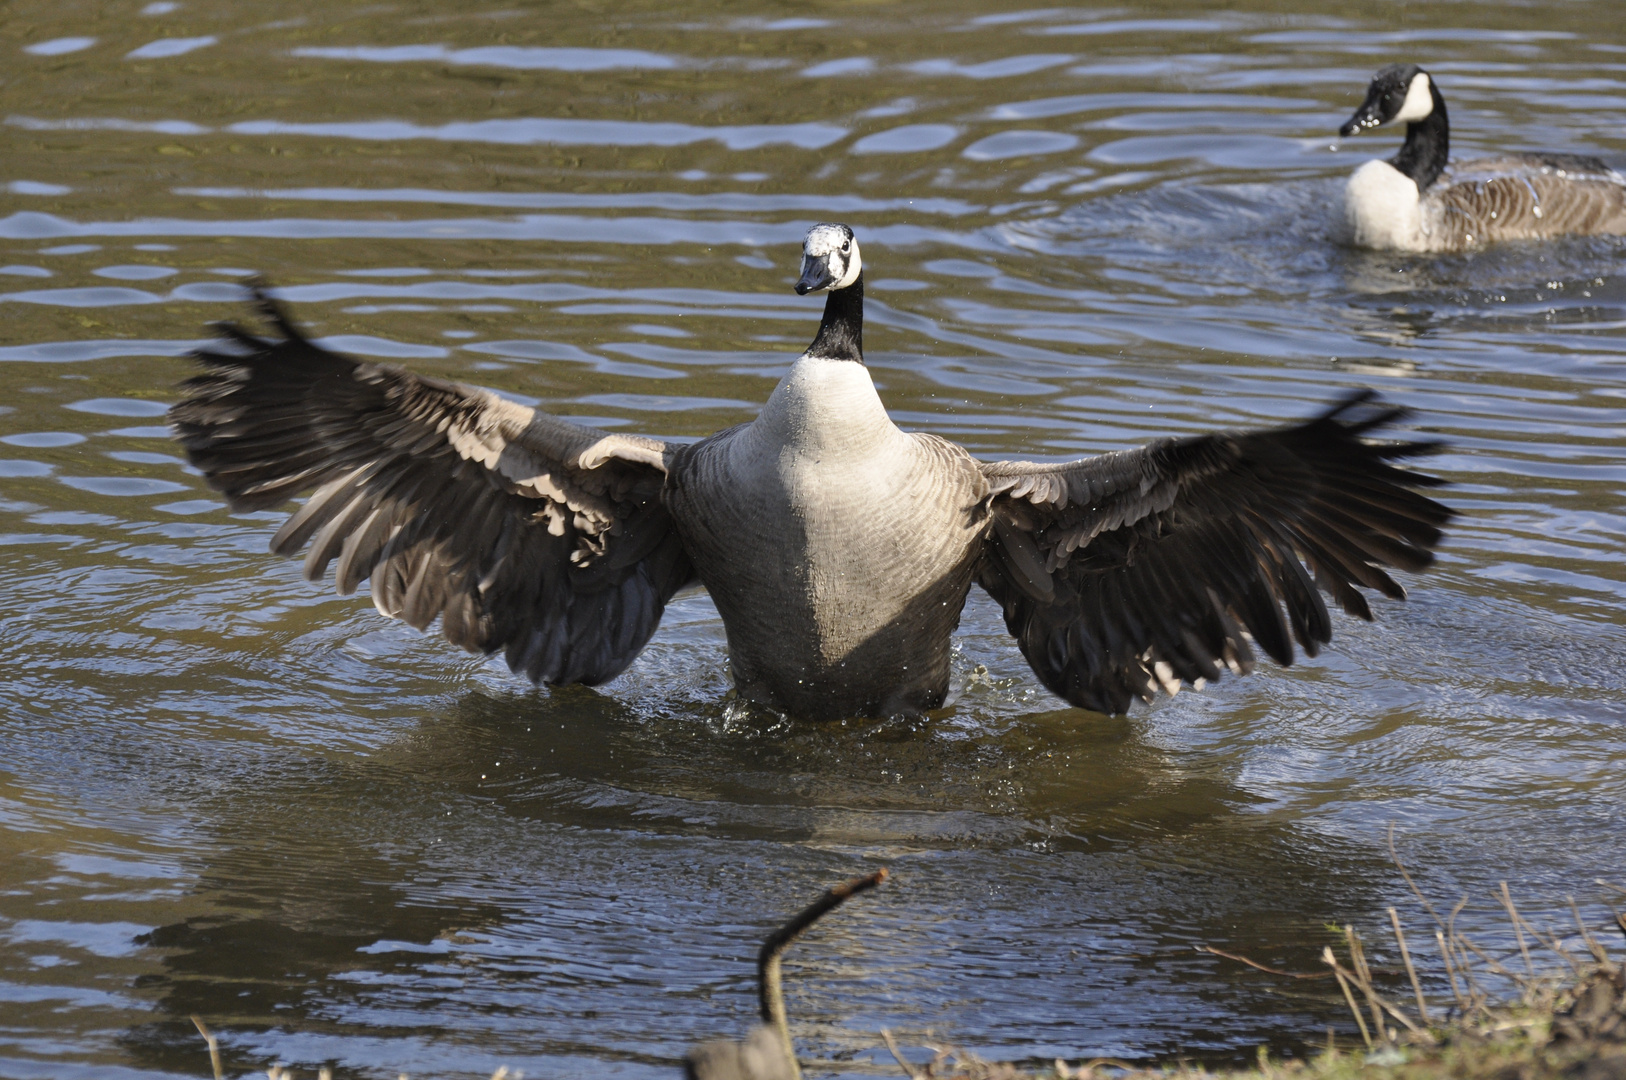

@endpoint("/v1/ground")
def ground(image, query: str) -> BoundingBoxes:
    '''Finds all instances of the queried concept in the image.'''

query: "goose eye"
[841,241,850,253]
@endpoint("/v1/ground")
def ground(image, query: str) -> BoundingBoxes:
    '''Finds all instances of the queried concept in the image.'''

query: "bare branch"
[1198,945,1334,980]
[1388,907,1431,1024]
[880,1028,920,1079]
[1500,882,1534,978]
[1388,824,1443,929]
[1325,949,1373,1049]
[190,1016,223,1080]
[759,868,890,1078]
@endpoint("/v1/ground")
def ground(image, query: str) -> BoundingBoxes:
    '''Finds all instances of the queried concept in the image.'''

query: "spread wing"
[977,392,1452,715]
[169,290,694,685]
[1438,155,1626,238]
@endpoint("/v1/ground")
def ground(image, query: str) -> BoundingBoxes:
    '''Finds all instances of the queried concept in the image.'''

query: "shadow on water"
[398,685,1268,852]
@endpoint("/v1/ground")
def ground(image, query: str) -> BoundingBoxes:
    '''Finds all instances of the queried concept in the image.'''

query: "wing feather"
[1434,156,1626,244]
[977,391,1452,713]
[169,287,694,685]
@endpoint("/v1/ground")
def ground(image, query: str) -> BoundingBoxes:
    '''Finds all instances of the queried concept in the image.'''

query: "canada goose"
[170,224,1452,720]
[1339,63,1626,252]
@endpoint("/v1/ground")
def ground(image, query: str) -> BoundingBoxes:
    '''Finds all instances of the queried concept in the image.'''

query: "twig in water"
[1568,895,1614,968]
[1539,917,1584,977]
[1344,925,1387,1039]
[1388,824,1443,929]
[1323,943,1432,1042]
[1325,949,1373,1049]
[1388,907,1431,1024]
[1456,934,1530,985]
[1198,945,1333,980]
[1500,882,1534,978]
[1435,929,1467,1014]
[1070,1057,1140,1077]
[1446,896,1489,1017]
[880,1028,920,1079]
[190,1016,223,1080]
[759,868,890,1079]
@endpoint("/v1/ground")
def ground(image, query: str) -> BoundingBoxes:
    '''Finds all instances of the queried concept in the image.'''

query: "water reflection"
[109,683,1415,1076]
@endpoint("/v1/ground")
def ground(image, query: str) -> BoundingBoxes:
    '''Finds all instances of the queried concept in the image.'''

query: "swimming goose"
[170,224,1452,720]
[1340,63,1626,252]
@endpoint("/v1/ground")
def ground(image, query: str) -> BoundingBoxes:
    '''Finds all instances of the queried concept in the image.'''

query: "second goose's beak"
[1339,88,1387,137]
[795,253,835,295]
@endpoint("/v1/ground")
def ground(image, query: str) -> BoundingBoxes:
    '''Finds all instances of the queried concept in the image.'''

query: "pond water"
[2,1,1624,1077]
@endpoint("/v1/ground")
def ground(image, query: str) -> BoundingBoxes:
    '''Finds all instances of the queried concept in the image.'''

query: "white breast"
[732,357,920,554]
[1344,159,1428,251]
[668,355,986,715]
[750,356,897,460]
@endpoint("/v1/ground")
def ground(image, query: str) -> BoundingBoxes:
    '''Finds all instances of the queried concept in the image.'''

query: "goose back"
[1429,156,1626,248]
[1346,155,1626,252]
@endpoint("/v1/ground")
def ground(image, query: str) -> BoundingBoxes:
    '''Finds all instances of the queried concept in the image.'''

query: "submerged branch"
[190,1016,223,1080]
[759,868,890,1075]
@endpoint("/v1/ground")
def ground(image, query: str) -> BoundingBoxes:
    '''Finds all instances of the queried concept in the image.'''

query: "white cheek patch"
[1392,72,1434,123]
[832,244,862,289]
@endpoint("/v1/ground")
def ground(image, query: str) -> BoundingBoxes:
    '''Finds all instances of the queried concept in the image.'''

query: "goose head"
[794,223,862,295]
[1341,63,1436,137]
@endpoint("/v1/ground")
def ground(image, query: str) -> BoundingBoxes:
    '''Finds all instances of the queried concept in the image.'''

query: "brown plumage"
[170,225,1453,719]
[1431,154,1626,246]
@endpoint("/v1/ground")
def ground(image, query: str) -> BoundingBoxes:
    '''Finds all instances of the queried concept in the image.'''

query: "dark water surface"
[2,1,1624,1077]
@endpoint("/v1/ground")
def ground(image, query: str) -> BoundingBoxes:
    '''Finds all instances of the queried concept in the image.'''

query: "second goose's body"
[1340,64,1626,252]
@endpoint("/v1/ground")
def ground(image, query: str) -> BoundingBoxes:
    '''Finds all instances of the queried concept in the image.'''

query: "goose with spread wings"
[1340,63,1626,252]
[170,224,1452,720]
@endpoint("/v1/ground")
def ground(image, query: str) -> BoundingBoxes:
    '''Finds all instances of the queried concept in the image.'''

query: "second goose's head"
[795,223,862,295]
[1340,63,1437,137]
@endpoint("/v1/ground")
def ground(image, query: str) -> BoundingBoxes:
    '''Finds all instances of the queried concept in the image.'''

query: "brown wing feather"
[1435,156,1626,243]
[169,287,693,686]
[977,392,1453,714]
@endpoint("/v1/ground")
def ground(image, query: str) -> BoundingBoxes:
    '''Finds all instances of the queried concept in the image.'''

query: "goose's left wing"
[976,392,1452,714]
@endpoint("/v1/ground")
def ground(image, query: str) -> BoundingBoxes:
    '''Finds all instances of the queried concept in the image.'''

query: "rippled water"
[2,2,1624,1077]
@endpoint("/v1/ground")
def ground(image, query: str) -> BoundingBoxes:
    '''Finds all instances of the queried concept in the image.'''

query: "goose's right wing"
[977,393,1453,714]
[169,291,694,685]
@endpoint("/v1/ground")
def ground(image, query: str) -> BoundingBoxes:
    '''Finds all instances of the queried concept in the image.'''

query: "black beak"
[1339,88,1387,138]
[794,254,834,295]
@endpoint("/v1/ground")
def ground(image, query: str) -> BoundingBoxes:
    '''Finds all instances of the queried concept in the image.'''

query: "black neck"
[1390,82,1449,192]
[805,273,863,362]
